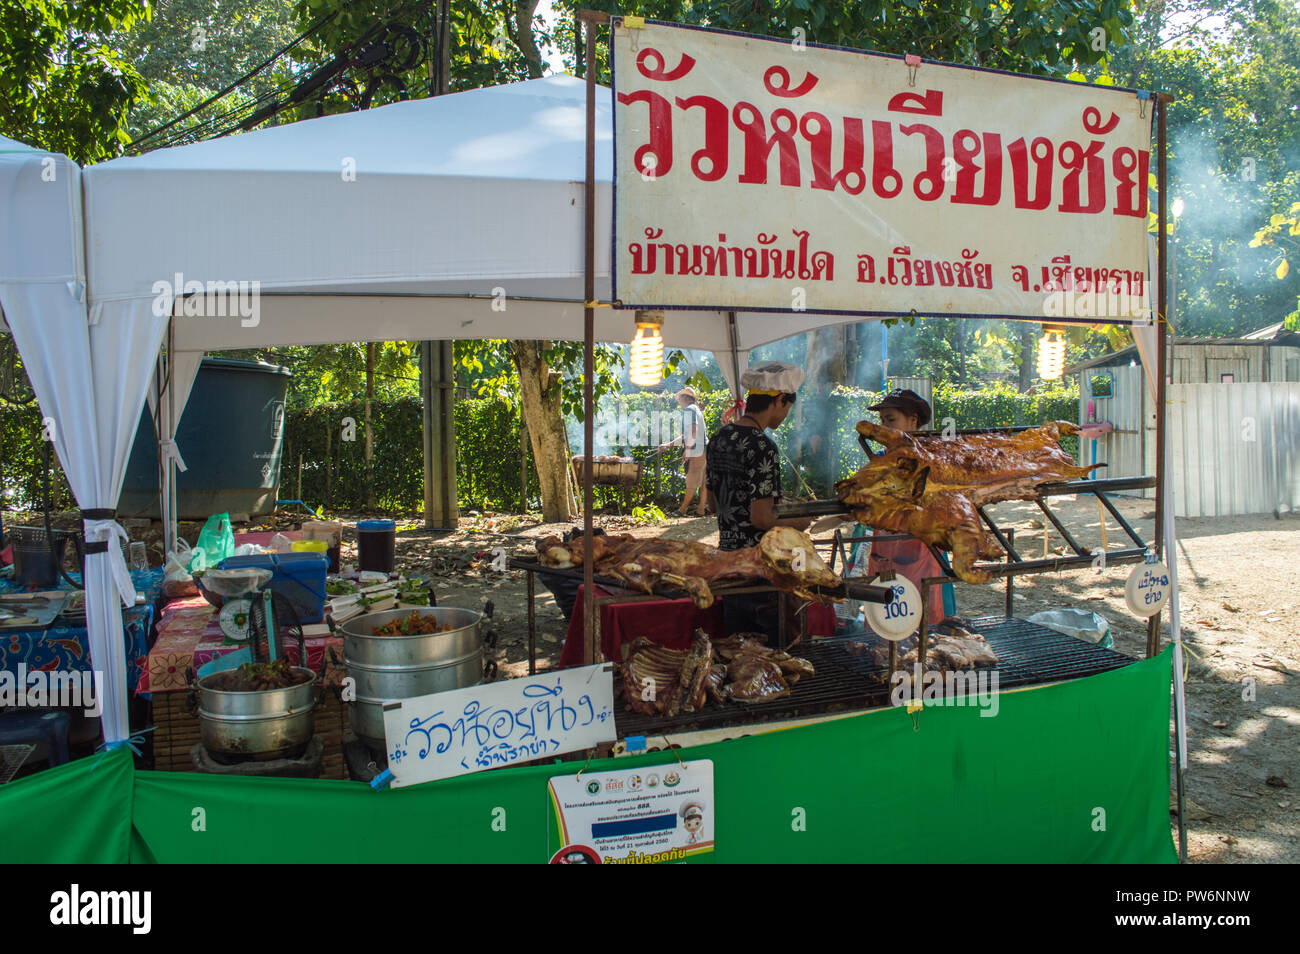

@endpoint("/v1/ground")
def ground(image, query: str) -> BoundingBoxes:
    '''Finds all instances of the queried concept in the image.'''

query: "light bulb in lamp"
[1037,325,1067,380]
[629,311,665,387]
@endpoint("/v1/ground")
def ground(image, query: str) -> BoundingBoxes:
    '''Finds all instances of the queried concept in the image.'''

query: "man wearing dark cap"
[868,388,931,432]
[863,389,950,625]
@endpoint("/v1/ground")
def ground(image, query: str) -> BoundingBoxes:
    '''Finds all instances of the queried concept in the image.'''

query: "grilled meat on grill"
[536,527,841,609]
[673,632,714,716]
[704,665,728,704]
[725,653,791,703]
[619,631,813,713]
[835,421,1101,584]
[622,639,689,716]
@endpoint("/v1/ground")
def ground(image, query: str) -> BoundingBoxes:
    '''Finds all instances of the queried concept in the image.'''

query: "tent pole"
[580,11,605,665]
[727,311,742,396]
[420,2,456,531]
[164,315,177,557]
[1154,92,1188,864]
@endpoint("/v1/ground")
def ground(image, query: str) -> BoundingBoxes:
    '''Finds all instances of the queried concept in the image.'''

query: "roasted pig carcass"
[835,421,1101,584]
[535,527,840,609]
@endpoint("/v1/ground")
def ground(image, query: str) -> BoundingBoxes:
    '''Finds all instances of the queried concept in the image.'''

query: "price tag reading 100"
[865,576,922,641]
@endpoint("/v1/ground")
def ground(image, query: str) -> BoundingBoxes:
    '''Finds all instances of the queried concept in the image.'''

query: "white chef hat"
[740,361,804,395]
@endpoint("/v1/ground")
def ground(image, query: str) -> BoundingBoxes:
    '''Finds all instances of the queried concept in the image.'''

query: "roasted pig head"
[835,420,1102,584]
[757,526,841,599]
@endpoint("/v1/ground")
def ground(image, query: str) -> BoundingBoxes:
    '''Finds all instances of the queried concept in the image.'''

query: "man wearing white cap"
[705,361,812,637]
[655,386,709,517]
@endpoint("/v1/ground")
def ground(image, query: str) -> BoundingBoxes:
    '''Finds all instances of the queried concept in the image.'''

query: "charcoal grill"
[613,616,1137,737]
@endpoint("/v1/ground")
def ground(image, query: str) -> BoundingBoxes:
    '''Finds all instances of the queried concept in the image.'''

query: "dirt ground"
[9,497,1297,862]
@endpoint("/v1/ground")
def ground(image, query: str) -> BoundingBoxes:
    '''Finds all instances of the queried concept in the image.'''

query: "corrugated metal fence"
[1079,364,1147,489]
[1170,382,1300,517]
[1079,370,1300,517]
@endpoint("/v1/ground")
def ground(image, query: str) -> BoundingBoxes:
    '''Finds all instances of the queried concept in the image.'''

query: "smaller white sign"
[865,577,922,641]
[383,664,616,787]
[1125,560,1172,617]
[548,760,715,864]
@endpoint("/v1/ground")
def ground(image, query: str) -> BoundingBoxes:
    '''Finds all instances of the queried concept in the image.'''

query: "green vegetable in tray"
[326,579,359,596]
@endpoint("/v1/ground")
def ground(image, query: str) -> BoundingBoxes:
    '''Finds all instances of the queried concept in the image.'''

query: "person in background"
[864,389,952,624]
[656,386,709,517]
[705,361,812,637]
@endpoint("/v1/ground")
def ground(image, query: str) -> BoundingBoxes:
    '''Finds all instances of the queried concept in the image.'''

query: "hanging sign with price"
[1125,559,1171,617]
[864,576,921,640]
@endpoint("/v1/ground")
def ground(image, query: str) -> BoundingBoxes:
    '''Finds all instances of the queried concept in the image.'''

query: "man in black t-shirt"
[705,361,812,637]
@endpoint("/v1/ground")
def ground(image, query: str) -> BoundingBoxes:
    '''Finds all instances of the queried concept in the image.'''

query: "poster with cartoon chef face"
[547,760,715,863]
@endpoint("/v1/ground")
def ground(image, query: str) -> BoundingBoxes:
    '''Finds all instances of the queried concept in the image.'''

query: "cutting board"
[0,591,70,631]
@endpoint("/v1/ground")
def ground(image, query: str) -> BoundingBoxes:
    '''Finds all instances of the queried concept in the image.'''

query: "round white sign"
[1125,561,1171,617]
[865,576,923,641]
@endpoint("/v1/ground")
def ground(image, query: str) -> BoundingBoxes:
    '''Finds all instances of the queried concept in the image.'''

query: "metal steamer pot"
[339,606,496,749]
[195,667,318,762]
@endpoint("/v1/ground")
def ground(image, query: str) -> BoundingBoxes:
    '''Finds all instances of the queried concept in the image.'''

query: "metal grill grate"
[613,616,1137,737]
[1,744,34,785]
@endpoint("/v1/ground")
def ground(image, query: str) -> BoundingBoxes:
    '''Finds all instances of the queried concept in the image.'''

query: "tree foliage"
[0,1,149,161]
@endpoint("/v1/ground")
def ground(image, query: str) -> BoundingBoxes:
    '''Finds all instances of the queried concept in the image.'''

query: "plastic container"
[356,519,396,574]
[220,552,329,624]
[301,520,343,573]
[291,539,328,554]
[120,357,292,519]
[10,526,68,587]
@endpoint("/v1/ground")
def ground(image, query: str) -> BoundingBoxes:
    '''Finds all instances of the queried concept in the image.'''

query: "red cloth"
[558,584,836,667]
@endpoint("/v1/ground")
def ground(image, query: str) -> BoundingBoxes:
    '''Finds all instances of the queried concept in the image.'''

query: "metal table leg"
[527,568,536,675]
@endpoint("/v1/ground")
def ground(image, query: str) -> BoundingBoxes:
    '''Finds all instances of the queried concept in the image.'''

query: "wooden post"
[519,406,528,513]
[580,10,605,666]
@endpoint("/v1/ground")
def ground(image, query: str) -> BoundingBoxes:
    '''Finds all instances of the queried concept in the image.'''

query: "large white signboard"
[612,20,1154,321]
[383,664,617,787]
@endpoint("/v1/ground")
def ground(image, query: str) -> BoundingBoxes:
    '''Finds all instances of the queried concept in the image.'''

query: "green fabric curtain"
[0,742,134,863]
[0,649,1176,864]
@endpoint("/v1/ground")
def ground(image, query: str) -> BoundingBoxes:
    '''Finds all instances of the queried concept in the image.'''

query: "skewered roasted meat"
[535,526,841,609]
[835,421,1101,584]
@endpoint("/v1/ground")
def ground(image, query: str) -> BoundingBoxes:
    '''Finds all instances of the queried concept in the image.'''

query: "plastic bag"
[163,539,202,599]
[196,513,235,566]
[1027,608,1113,649]
[268,533,292,554]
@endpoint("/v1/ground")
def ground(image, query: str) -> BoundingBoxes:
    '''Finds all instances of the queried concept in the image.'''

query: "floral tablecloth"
[0,569,162,693]
[142,595,344,693]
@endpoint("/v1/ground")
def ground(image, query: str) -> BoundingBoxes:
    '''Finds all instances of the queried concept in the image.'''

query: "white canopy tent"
[1,135,157,748]
[2,78,872,745]
[83,76,873,400]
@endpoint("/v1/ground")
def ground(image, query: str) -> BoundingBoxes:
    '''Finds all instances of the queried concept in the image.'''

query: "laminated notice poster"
[547,760,715,864]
